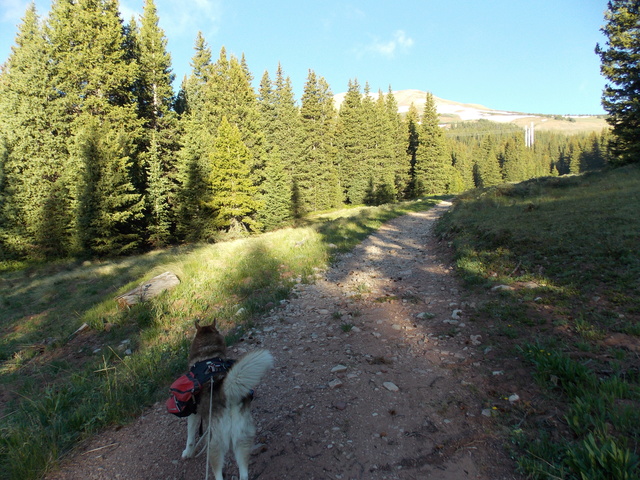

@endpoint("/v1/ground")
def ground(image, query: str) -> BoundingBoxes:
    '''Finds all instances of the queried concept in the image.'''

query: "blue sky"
[1,0,609,114]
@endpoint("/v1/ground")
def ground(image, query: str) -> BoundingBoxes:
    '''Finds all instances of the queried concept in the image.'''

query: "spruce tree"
[367,89,396,204]
[567,137,583,175]
[502,135,528,182]
[336,79,365,204]
[257,147,292,230]
[206,48,264,179]
[404,103,421,198]
[0,4,72,258]
[257,66,300,229]
[450,142,475,191]
[596,0,640,164]
[136,0,178,247]
[415,93,449,195]
[175,33,214,241]
[207,117,261,234]
[385,87,410,200]
[46,0,144,256]
[298,70,340,213]
[272,64,303,176]
[72,116,144,255]
[474,136,503,188]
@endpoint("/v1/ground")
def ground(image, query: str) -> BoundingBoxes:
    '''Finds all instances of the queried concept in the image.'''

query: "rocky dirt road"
[48,201,523,480]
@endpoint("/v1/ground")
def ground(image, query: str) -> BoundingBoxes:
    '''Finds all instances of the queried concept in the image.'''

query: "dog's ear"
[194,319,201,331]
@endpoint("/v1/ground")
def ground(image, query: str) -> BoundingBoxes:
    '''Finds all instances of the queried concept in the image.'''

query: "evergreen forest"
[0,0,612,263]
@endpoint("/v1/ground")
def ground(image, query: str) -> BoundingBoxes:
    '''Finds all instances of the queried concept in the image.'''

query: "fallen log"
[116,271,180,308]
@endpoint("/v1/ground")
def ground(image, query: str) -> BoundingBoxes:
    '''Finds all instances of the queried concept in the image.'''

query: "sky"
[1,0,610,115]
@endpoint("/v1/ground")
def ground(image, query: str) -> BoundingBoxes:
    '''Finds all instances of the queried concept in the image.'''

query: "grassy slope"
[0,198,441,480]
[436,165,640,479]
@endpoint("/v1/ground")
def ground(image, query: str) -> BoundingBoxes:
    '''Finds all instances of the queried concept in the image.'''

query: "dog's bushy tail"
[224,349,274,403]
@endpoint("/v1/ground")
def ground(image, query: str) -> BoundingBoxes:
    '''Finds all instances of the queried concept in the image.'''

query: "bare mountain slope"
[334,89,607,133]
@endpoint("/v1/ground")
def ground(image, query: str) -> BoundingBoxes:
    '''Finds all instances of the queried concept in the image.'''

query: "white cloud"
[158,0,223,40]
[356,30,414,59]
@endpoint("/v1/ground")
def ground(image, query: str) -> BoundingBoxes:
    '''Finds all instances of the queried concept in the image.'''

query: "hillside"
[334,89,608,134]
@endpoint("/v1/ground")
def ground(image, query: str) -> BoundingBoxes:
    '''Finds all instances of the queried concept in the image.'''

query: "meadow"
[436,164,640,479]
[0,197,441,480]
[2,164,639,480]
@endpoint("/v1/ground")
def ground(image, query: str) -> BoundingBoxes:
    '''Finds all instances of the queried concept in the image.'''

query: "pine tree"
[46,0,144,256]
[0,4,72,258]
[502,135,528,182]
[136,0,178,247]
[336,79,366,204]
[367,89,396,204]
[596,0,640,164]
[207,117,261,234]
[385,87,410,199]
[257,147,292,230]
[474,136,503,188]
[405,103,421,198]
[450,142,475,191]
[567,137,583,174]
[298,70,340,213]
[257,65,300,229]
[415,93,449,195]
[175,33,214,241]
[72,116,144,255]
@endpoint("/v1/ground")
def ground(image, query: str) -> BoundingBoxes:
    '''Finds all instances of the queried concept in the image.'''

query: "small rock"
[392,324,402,330]
[451,309,462,320]
[383,382,399,392]
[333,401,347,411]
[492,370,504,376]
[508,394,520,404]
[481,409,493,417]
[470,335,482,346]
[350,326,361,333]
[491,285,514,292]
[328,379,343,389]
[331,365,348,373]
[235,307,246,316]
[318,309,330,315]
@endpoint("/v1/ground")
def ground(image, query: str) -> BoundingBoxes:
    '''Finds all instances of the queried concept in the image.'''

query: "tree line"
[0,0,613,262]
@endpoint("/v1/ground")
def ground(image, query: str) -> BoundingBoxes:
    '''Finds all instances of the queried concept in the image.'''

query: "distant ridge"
[333,89,608,133]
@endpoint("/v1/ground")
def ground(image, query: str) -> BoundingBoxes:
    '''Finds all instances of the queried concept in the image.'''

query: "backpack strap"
[190,357,236,385]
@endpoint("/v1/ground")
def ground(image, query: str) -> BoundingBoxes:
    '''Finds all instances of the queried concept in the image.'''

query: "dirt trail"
[48,201,521,480]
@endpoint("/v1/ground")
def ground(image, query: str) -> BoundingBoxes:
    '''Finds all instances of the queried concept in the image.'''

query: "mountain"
[333,89,608,133]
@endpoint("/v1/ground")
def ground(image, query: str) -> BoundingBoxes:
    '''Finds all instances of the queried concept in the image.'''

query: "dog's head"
[189,319,227,361]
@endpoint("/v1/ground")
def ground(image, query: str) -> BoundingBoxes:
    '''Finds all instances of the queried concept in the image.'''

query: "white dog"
[180,322,273,480]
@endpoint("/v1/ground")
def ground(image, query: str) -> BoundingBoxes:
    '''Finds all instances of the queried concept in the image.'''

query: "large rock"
[116,271,180,308]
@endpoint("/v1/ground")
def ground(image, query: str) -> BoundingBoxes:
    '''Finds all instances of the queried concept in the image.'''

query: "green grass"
[437,165,640,480]
[0,197,441,480]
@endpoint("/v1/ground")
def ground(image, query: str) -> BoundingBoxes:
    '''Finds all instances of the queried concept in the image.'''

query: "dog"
[181,321,273,480]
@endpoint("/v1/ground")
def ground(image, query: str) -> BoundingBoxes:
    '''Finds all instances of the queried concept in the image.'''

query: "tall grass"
[0,197,441,480]
[436,165,640,480]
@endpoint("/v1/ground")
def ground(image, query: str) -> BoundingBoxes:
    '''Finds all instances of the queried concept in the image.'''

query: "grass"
[436,164,640,480]
[0,197,442,480]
